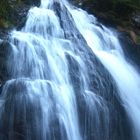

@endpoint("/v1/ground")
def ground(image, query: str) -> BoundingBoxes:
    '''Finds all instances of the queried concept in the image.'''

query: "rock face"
[0,40,12,83]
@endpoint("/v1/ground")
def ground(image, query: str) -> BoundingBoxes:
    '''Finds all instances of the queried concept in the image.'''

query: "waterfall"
[70,7,140,140]
[0,0,140,140]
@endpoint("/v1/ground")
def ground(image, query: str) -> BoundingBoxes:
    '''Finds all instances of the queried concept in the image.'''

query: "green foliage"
[0,0,23,29]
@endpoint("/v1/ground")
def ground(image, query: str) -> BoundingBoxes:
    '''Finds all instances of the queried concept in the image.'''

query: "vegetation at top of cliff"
[0,0,39,29]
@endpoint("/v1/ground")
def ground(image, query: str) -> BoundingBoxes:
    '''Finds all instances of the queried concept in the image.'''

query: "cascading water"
[0,0,140,140]
[70,8,140,140]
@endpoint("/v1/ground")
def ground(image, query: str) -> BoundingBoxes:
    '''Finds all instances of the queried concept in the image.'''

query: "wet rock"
[132,12,140,29]
[0,40,12,82]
